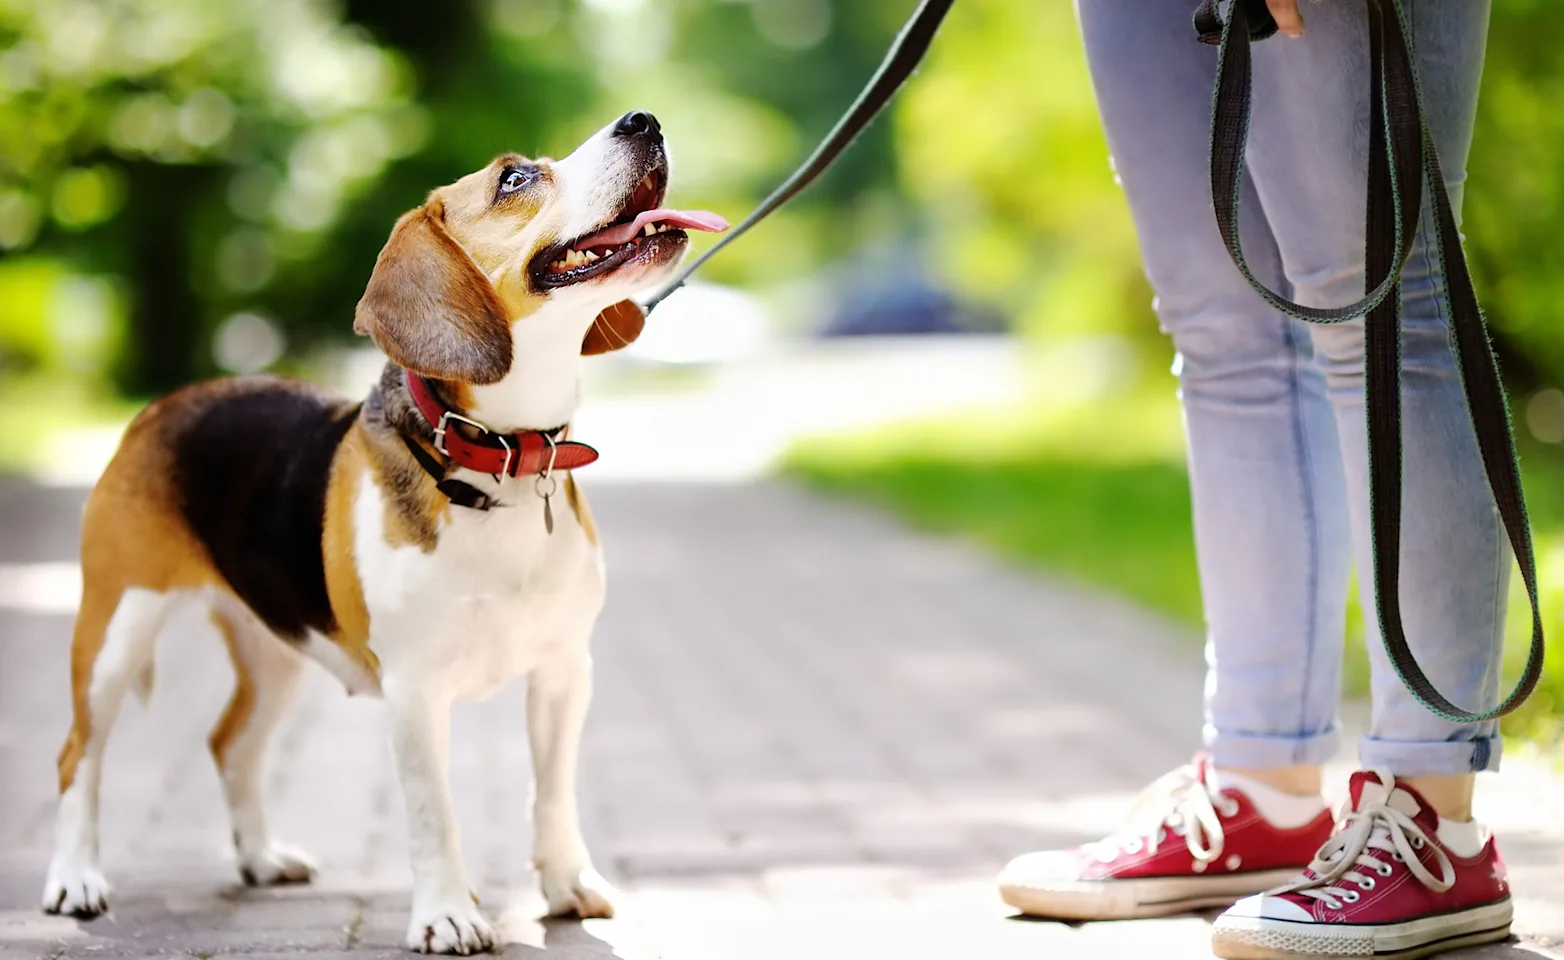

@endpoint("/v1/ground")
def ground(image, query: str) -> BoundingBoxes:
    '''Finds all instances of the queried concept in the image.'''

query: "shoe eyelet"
[1412,837,1425,850]
[1219,799,1240,818]
[1358,877,1376,891]
[1324,898,1342,910]
[1377,861,1394,876]
[1391,851,1405,862]
[1122,838,1143,855]
[1342,891,1361,903]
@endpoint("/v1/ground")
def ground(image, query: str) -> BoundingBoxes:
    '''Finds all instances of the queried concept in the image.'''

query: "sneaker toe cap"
[998,850,1079,888]
[1222,893,1314,923]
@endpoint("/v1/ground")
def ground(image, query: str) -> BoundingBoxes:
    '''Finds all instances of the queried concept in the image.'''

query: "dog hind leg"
[208,605,315,886]
[44,586,173,918]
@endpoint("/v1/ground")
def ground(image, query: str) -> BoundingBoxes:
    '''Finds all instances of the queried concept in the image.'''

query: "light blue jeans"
[1077,0,1506,776]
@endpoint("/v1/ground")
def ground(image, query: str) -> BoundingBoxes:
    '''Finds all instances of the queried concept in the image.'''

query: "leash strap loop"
[1193,0,1276,45]
[1203,0,1544,722]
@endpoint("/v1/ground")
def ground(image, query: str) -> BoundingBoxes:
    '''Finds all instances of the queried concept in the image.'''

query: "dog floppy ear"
[353,200,513,384]
[581,299,646,355]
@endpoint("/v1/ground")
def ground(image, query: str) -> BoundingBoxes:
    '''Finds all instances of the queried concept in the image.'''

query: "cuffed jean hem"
[1358,735,1502,776]
[1205,723,1341,769]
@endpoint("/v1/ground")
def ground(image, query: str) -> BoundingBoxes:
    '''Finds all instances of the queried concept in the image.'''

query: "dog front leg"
[529,649,616,918]
[384,678,493,954]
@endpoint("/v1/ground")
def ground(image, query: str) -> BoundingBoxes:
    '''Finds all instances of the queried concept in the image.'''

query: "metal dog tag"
[536,471,558,535]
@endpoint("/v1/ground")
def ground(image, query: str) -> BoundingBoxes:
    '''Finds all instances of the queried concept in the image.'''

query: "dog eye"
[499,166,536,195]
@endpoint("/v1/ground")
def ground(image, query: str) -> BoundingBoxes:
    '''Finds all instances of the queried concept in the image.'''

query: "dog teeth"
[643,222,656,237]
[553,249,591,272]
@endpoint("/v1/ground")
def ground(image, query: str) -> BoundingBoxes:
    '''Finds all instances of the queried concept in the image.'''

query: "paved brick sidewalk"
[1,479,1560,959]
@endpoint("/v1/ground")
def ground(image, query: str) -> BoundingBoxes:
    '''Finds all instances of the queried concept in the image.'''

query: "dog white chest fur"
[353,462,605,704]
[343,304,618,951]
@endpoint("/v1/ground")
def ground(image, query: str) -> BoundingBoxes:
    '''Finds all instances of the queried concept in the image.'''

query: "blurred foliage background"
[2,0,1561,738]
[0,0,948,395]
[2,0,1560,402]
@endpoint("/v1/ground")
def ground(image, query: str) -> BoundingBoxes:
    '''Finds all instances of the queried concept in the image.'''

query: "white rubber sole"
[1210,897,1513,960]
[1000,868,1302,921]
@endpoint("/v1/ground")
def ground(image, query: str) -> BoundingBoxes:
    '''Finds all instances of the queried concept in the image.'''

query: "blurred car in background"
[814,242,1008,338]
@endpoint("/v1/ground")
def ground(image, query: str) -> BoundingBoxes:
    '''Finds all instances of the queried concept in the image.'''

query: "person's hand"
[1266,0,1306,38]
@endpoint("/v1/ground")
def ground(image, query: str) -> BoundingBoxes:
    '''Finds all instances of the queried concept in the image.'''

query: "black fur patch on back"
[170,378,360,641]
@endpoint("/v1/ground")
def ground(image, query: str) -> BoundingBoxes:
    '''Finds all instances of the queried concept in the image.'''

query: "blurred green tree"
[0,0,928,394]
[0,0,425,392]
[1,0,1558,401]
[1465,0,1564,391]
[893,0,1151,355]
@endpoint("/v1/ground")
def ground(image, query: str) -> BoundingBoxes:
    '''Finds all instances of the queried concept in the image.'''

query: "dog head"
[353,111,727,384]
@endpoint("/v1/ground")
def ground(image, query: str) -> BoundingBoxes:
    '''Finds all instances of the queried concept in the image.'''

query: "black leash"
[641,0,957,313]
[1197,0,1544,722]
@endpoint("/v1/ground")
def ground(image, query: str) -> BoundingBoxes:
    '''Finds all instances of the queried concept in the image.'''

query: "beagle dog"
[40,110,726,954]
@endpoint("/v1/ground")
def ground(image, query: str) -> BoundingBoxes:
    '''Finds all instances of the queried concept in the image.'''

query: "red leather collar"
[405,371,598,478]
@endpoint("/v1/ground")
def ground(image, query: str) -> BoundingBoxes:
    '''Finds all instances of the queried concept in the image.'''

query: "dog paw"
[406,899,495,955]
[41,863,110,919]
[238,842,317,887]
[540,864,617,919]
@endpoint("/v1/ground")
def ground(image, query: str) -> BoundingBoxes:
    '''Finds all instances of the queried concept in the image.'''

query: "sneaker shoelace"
[1269,773,1455,909]
[1089,762,1236,865]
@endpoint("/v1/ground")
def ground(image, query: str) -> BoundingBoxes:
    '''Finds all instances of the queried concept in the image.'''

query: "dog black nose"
[613,110,661,142]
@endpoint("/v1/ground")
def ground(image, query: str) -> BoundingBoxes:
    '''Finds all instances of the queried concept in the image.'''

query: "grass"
[785,378,1564,746]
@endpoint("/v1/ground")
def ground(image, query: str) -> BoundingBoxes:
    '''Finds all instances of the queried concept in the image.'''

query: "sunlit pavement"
[3,339,1562,959]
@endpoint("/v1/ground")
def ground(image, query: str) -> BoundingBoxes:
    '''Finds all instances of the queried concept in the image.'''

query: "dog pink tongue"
[576,209,729,248]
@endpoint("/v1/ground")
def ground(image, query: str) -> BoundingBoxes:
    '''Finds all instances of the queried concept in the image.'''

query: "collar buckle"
[432,409,491,458]
[435,409,514,480]
[493,433,514,481]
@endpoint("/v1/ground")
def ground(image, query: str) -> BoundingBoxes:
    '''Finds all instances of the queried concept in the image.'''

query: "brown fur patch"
[321,425,382,682]
[435,379,477,416]
[207,611,256,768]
[58,580,121,793]
[360,363,456,551]
[564,474,597,545]
[373,437,448,551]
[354,199,514,385]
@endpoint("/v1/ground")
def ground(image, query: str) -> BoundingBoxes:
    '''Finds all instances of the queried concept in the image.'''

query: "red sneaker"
[998,754,1332,919]
[1211,771,1513,960]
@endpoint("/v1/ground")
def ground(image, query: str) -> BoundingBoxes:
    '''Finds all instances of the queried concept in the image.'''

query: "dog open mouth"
[532,166,728,289]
